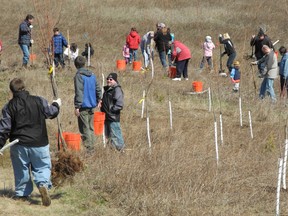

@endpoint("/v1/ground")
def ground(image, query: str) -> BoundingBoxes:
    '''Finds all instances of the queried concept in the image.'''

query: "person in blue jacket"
[278,46,288,98]
[74,56,102,151]
[52,27,68,69]
[230,61,241,92]
[18,14,34,68]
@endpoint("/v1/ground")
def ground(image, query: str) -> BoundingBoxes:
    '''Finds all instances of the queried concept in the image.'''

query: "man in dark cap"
[250,28,273,76]
[99,72,125,151]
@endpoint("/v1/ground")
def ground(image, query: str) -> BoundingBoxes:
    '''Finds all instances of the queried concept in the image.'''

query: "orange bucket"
[169,66,177,78]
[58,132,81,151]
[116,60,126,71]
[29,54,36,61]
[192,81,203,92]
[94,112,106,135]
[132,61,142,71]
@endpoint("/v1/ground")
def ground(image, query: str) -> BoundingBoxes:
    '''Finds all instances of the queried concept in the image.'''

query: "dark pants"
[77,108,96,150]
[256,56,265,74]
[176,59,189,78]
[54,53,65,68]
[227,52,236,72]
[280,74,288,96]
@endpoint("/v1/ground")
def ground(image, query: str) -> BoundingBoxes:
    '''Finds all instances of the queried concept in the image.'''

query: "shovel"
[219,45,227,77]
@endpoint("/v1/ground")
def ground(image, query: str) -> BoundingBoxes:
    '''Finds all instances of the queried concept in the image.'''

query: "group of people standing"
[0,14,126,206]
[123,23,192,81]
[18,14,95,69]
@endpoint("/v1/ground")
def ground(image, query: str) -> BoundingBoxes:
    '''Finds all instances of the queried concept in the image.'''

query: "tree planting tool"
[0,139,19,155]
[48,65,67,151]
[219,45,227,77]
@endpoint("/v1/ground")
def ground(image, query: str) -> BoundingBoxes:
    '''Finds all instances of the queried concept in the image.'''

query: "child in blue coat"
[230,61,241,92]
[52,27,68,68]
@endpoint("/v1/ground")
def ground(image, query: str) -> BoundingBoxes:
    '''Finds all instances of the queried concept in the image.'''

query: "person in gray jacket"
[252,45,278,102]
[74,56,102,151]
[99,73,125,151]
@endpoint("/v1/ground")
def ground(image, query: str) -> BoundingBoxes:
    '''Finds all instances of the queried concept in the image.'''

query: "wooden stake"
[208,87,211,112]
[147,116,151,149]
[88,46,91,67]
[169,99,173,130]
[67,30,70,66]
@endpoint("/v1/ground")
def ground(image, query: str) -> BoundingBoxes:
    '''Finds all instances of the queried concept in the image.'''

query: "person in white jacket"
[140,31,154,69]
[64,43,79,61]
[252,45,278,102]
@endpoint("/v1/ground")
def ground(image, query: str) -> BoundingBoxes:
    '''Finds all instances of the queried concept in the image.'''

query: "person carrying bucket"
[140,31,155,70]
[171,40,191,81]
[99,73,125,151]
[74,56,102,151]
[230,61,241,92]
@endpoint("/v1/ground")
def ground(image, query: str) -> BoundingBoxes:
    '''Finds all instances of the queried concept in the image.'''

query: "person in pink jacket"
[200,36,215,72]
[126,27,141,63]
[171,40,191,81]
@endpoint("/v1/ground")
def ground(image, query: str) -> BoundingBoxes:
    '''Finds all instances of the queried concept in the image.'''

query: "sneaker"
[185,78,189,81]
[172,78,181,81]
[38,186,51,206]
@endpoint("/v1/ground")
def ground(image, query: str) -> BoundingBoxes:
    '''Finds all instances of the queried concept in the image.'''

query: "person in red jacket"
[126,27,141,63]
[171,40,191,81]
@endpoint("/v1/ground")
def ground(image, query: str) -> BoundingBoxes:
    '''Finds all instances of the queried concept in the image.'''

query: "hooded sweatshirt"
[202,41,215,57]
[172,40,191,62]
[126,31,141,50]
[74,68,102,109]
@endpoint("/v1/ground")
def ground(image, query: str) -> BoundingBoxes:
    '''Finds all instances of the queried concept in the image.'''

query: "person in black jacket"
[250,28,273,76]
[154,26,172,72]
[18,14,34,68]
[0,78,61,206]
[219,33,237,73]
[99,73,125,151]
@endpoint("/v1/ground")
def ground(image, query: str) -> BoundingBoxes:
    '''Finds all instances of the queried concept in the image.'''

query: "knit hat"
[149,31,154,37]
[157,23,166,28]
[205,36,212,42]
[107,72,118,82]
[223,33,230,40]
[233,61,240,67]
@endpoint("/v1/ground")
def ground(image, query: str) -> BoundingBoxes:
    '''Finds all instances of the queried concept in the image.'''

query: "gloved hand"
[30,39,34,44]
[29,25,33,29]
[53,98,61,107]
[219,34,222,38]
[251,61,258,65]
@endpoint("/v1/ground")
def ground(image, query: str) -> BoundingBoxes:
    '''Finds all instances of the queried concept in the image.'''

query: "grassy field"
[0,0,288,215]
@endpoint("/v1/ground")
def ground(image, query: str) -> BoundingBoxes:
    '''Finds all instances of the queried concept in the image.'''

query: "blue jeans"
[159,51,168,68]
[257,57,265,74]
[200,56,213,69]
[105,121,125,151]
[19,44,30,65]
[10,144,52,196]
[259,78,276,101]
[129,49,138,62]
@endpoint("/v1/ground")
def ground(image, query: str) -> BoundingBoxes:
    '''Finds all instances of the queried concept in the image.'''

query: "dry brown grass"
[0,0,288,215]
